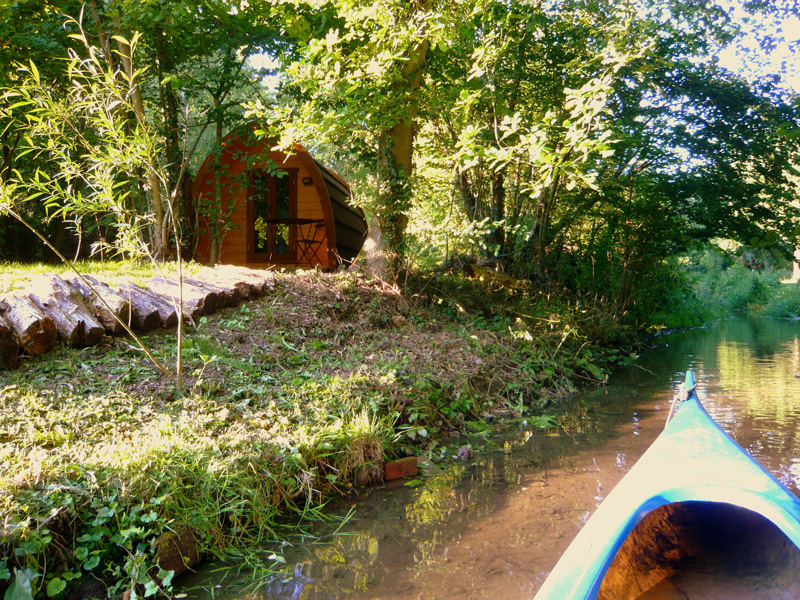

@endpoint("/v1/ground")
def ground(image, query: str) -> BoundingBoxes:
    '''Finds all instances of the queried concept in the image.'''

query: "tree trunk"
[156,30,186,260]
[1,132,20,260]
[156,34,182,195]
[793,241,800,283]
[0,294,58,355]
[87,0,117,72]
[195,265,275,297]
[534,170,562,274]
[117,282,178,330]
[208,95,224,266]
[64,274,132,335]
[376,0,431,275]
[184,277,240,308]
[454,167,478,221]
[491,169,505,259]
[148,276,220,324]
[112,13,167,260]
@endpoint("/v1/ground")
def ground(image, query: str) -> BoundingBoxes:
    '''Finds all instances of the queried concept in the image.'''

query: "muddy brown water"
[178,317,800,599]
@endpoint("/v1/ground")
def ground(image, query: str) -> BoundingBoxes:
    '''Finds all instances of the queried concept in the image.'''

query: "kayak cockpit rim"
[598,499,800,599]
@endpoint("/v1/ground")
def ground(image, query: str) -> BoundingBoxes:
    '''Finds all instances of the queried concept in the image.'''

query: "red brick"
[384,456,418,481]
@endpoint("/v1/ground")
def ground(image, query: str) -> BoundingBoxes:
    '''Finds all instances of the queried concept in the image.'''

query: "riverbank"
[0,265,636,599]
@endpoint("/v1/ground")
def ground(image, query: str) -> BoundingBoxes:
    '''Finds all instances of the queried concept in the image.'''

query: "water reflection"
[636,318,800,492]
[178,317,800,600]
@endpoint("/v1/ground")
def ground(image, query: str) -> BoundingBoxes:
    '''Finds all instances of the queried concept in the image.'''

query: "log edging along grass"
[0,266,275,370]
[0,268,406,600]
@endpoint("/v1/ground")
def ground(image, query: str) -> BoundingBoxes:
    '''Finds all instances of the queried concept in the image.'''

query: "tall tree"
[420,0,642,271]
[276,0,434,274]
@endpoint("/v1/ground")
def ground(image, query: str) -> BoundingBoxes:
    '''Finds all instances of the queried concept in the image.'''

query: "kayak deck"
[599,501,800,599]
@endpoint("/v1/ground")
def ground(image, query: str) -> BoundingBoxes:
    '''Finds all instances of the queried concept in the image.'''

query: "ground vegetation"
[0,263,635,599]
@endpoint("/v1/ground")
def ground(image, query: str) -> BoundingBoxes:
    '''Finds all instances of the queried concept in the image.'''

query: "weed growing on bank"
[0,269,632,599]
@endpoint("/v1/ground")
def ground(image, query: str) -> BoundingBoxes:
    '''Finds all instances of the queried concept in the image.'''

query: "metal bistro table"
[265,217,326,265]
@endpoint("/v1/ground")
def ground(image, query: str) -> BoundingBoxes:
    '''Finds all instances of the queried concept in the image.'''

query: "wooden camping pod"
[192,126,368,269]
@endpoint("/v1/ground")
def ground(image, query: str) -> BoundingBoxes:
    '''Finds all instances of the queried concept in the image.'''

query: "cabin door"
[247,170,297,263]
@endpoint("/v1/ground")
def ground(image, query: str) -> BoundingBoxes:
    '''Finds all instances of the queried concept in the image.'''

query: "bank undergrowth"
[0,266,638,600]
[683,246,800,322]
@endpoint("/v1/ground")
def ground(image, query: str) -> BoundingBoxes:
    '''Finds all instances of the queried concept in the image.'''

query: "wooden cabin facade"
[193,126,367,269]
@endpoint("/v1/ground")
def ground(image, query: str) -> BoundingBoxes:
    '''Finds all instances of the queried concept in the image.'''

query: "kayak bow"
[533,369,800,599]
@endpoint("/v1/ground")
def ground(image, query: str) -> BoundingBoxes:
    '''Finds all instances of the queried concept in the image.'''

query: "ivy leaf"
[83,555,100,571]
[95,507,115,519]
[156,569,174,588]
[13,541,41,557]
[46,578,67,598]
[143,580,160,597]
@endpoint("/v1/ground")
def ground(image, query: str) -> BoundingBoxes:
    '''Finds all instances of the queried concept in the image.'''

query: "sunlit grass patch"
[0,259,204,294]
[0,378,397,599]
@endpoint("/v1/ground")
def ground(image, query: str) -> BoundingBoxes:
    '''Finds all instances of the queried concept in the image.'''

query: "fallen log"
[148,277,219,323]
[0,293,58,355]
[28,274,105,348]
[0,310,20,369]
[64,274,132,335]
[116,283,177,331]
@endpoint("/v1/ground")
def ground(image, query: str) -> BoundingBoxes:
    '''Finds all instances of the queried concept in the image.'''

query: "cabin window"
[247,170,297,262]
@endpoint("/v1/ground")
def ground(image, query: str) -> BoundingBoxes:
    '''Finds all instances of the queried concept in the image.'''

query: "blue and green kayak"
[534,370,800,599]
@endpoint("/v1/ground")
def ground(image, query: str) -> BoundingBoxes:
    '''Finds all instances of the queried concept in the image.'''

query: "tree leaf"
[143,580,159,597]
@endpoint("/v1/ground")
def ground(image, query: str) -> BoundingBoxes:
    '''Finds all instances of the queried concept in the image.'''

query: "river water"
[178,317,800,600]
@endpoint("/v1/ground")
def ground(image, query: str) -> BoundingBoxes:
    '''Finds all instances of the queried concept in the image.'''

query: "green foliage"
[4,568,37,600]
[1,24,162,261]
[401,0,800,307]
[691,247,782,315]
[760,285,800,319]
[0,2,285,262]
[2,0,799,587]
[648,243,800,326]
